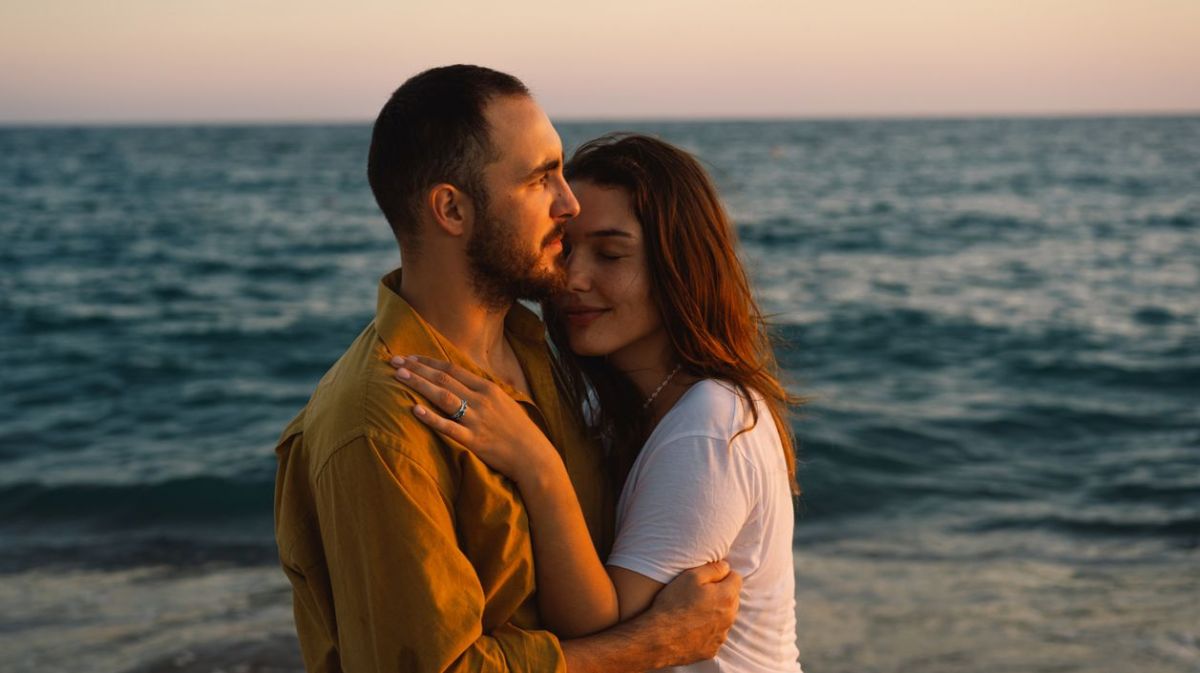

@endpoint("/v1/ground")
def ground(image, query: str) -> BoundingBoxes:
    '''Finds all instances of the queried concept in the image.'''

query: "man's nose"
[553,177,580,221]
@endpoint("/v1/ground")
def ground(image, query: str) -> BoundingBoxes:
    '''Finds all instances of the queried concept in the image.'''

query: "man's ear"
[427,184,473,237]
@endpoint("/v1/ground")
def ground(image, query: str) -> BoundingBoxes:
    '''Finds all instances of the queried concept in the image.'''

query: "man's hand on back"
[643,560,742,666]
[561,560,741,673]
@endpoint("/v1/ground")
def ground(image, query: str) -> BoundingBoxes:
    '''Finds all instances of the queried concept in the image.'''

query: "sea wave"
[0,476,274,529]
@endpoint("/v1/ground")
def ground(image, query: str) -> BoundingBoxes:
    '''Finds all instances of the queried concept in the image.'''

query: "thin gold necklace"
[643,364,682,410]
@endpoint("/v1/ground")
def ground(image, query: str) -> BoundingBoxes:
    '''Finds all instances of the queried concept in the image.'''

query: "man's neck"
[397,264,512,375]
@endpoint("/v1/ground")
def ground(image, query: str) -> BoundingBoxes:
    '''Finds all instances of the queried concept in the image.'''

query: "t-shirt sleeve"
[606,434,757,584]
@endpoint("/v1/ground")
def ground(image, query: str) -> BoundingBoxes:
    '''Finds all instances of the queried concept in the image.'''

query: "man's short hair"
[367,65,530,247]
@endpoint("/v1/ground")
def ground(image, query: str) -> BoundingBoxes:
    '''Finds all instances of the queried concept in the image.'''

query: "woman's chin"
[566,335,614,358]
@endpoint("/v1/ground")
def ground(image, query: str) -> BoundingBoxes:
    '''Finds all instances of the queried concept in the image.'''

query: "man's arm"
[314,434,566,673]
[562,560,742,673]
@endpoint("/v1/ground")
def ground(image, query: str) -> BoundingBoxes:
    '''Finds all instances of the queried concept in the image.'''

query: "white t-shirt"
[607,379,802,673]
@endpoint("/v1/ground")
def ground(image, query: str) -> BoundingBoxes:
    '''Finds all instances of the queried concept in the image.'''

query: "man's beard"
[466,197,566,310]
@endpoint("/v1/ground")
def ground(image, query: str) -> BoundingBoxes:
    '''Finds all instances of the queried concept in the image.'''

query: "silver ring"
[449,398,468,422]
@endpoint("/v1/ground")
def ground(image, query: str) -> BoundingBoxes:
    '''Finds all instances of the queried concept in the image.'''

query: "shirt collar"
[374,268,548,401]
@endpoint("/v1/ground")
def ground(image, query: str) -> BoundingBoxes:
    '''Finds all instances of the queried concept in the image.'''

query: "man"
[274,64,740,672]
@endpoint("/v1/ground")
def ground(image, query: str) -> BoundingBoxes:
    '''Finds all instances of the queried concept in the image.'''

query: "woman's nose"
[565,254,590,293]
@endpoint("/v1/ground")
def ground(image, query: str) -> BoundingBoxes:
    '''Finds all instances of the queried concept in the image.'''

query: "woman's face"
[556,180,666,367]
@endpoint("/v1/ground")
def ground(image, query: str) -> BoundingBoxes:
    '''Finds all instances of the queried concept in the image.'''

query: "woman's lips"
[563,308,608,328]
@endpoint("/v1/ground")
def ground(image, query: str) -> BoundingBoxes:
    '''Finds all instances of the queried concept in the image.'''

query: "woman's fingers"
[405,355,490,393]
[391,357,473,418]
[391,356,474,397]
[412,404,474,446]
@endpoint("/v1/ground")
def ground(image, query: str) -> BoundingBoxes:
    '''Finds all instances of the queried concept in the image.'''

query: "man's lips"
[542,225,565,249]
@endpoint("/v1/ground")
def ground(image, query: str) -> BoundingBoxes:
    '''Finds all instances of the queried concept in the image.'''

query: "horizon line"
[2,109,1198,128]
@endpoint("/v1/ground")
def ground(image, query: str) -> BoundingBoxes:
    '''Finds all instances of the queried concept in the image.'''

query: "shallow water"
[1,117,1198,672]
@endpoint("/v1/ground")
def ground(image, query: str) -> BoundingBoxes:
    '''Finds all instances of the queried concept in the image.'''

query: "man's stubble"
[466,189,566,310]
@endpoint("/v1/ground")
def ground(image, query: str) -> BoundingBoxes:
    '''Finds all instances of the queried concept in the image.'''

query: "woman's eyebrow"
[586,229,635,239]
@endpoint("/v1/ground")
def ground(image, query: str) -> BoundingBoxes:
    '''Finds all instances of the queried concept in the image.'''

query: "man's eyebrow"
[524,157,561,180]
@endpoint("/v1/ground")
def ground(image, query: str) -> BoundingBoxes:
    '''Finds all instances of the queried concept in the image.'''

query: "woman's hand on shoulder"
[388,354,560,484]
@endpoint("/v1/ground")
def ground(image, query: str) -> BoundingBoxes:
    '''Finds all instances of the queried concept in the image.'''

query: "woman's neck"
[607,331,699,426]
[607,331,673,401]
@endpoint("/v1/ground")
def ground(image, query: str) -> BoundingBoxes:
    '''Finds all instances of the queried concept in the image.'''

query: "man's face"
[465,95,579,308]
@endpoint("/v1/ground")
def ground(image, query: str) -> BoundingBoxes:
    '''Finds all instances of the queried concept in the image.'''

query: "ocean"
[1,117,1197,673]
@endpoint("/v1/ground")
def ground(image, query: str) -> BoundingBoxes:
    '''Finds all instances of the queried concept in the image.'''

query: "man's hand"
[644,560,742,666]
[561,559,741,673]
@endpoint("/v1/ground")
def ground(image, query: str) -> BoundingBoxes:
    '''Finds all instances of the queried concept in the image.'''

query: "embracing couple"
[275,64,802,673]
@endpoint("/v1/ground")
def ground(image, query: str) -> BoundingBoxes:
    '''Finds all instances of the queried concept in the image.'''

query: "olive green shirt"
[275,269,613,672]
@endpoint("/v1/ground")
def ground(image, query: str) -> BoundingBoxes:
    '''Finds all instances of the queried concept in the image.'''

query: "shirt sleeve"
[314,434,565,673]
[605,434,757,584]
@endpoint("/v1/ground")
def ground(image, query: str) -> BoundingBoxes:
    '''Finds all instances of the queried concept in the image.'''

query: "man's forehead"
[484,96,562,171]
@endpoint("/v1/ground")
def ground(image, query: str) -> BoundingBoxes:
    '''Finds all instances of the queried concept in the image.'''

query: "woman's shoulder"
[632,379,777,490]
[651,378,756,446]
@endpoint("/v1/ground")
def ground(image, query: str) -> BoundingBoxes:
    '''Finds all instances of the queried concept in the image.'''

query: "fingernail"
[391,356,405,365]
[396,368,410,379]
[414,405,426,416]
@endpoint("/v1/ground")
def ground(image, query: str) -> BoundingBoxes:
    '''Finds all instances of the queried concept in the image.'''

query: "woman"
[391,134,802,672]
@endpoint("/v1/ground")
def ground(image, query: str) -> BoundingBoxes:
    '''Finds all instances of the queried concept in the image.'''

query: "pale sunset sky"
[2,0,1198,123]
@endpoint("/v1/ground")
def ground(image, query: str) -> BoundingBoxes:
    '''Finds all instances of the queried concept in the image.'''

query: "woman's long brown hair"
[545,133,803,495]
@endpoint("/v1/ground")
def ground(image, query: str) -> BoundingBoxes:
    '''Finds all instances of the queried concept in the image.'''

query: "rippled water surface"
[1,118,1198,672]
